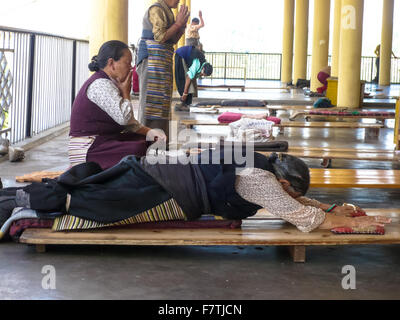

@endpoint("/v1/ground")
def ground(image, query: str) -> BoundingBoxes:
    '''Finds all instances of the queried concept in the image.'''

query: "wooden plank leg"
[288,245,306,263]
[36,244,47,253]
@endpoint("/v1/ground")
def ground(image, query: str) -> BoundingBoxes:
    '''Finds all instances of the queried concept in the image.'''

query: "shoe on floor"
[175,103,190,112]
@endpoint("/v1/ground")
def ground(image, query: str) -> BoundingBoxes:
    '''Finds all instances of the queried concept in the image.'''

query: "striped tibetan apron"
[145,40,174,121]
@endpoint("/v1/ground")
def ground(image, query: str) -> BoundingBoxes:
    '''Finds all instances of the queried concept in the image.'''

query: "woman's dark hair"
[192,18,200,24]
[269,153,310,196]
[88,40,129,72]
[203,63,213,76]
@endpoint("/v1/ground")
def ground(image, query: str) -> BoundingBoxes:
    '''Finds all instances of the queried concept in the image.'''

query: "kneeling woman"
[69,40,165,170]
[0,150,391,235]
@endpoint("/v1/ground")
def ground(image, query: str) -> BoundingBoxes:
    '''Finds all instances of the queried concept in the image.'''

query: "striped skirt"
[144,40,174,120]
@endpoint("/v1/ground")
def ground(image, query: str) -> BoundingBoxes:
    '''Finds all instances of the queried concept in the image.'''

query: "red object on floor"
[217,112,281,124]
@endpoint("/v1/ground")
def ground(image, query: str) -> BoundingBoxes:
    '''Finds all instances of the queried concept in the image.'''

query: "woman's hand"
[146,128,167,142]
[350,216,391,229]
[330,204,366,217]
[176,5,190,28]
[318,213,391,230]
[331,205,356,217]
[181,93,188,102]
[116,70,132,100]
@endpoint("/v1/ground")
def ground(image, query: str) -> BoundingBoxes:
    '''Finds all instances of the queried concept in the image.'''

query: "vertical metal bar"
[71,40,77,106]
[224,52,227,81]
[25,34,35,138]
[372,57,375,82]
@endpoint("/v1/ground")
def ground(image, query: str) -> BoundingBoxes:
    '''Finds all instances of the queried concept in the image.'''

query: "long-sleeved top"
[235,168,326,232]
[148,0,175,42]
[86,78,142,130]
[68,78,143,167]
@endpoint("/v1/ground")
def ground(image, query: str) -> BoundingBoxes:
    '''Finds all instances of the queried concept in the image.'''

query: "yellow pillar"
[173,7,179,91]
[293,0,309,84]
[281,0,295,84]
[379,0,394,86]
[177,0,187,48]
[310,0,331,91]
[89,0,129,59]
[331,0,342,77]
[337,0,364,108]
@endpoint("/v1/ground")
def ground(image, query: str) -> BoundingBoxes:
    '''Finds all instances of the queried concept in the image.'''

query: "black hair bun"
[88,56,100,72]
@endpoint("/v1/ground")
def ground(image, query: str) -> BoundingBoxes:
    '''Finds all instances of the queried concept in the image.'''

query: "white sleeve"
[87,79,142,132]
[235,168,326,232]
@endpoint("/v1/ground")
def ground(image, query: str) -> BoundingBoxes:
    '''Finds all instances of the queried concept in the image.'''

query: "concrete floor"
[0,85,400,300]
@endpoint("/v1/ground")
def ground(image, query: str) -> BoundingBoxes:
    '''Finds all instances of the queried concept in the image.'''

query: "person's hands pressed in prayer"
[176,5,190,28]
[116,70,133,100]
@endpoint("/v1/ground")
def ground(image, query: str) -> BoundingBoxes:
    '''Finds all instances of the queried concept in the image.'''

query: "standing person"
[373,44,397,83]
[316,66,331,94]
[174,45,213,111]
[136,0,190,139]
[130,44,140,95]
[69,40,166,170]
[185,11,205,51]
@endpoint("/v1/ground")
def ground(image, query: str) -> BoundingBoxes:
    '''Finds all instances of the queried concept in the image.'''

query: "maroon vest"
[70,70,125,137]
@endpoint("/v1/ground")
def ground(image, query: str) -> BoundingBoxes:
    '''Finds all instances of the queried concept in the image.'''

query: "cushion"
[218,112,242,123]
[10,219,53,240]
[218,112,281,124]
[193,100,223,107]
[220,99,266,107]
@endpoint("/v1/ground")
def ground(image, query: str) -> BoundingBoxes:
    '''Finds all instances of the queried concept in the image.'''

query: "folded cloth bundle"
[331,226,385,235]
[218,112,281,124]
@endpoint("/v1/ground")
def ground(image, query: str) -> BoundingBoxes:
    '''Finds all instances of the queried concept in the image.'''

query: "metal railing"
[0,26,89,144]
[206,52,400,84]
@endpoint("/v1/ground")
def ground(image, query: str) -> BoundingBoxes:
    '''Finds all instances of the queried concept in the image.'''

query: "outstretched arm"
[198,10,205,29]
[235,168,391,232]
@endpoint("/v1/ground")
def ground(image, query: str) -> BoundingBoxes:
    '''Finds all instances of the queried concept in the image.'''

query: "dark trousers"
[374,57,380,82]
[174,55,193,105]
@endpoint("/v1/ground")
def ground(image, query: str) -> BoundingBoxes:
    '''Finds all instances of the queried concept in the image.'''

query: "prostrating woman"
[69,40,165,170]
[0,148,391,237]
[136,0,190,138]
